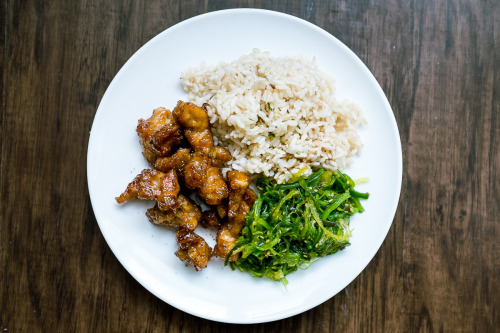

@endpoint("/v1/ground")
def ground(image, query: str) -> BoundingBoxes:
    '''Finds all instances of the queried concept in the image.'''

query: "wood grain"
[1,0,498,331]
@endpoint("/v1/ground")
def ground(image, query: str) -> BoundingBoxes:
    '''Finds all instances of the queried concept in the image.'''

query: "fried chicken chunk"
[226,170,252,220]
[155,147,191,176]
[216,201,228,219]
[214,188,256,220]
[213,201,251,262]
[184,152,209,190]
[136,107,183,164]
[198,166,229,206]
[146,194,201,231]
[200,209,222,229]
[115,169,180,211]
[184,152,229,205]
[175,229,212,271]
[173,101,213,155]
[243,187,257,207]
[208,146,232,168]
[213,170,255,261]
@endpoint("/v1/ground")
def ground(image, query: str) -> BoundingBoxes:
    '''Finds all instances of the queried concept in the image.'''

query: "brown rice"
[181,49,366,183]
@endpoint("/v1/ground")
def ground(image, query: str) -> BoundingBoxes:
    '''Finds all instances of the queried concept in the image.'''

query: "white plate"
[87,8,402,324]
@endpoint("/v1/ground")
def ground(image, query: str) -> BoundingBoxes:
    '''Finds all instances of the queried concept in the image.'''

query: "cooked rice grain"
[181,49,366,183]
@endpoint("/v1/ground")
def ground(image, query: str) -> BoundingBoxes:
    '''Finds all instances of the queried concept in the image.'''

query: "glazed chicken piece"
[226,170,252,220]
[184,152,209,190]
[214,188,256,220]
[198,166,229,206]
[173,101,213,155]
[146,194,201,231]
[183,152,229,205]
[155,147,191,176]
[115,169,180,212]
[136,107,183,164]
[185,130,213,156]
[216,201,228,219]
[200,209,221,229]
[208,146,232,168]
[213,170,255,261]
[205,186,256,230]
[175,229,212,271]
[243,187,257,207]
[213,201,251,262]
[173,101,209,130]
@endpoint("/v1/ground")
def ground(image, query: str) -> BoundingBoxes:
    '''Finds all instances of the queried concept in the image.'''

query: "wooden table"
[1,1,498,331]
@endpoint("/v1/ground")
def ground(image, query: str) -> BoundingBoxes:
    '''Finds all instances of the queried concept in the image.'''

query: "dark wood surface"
[1,0,498,331]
